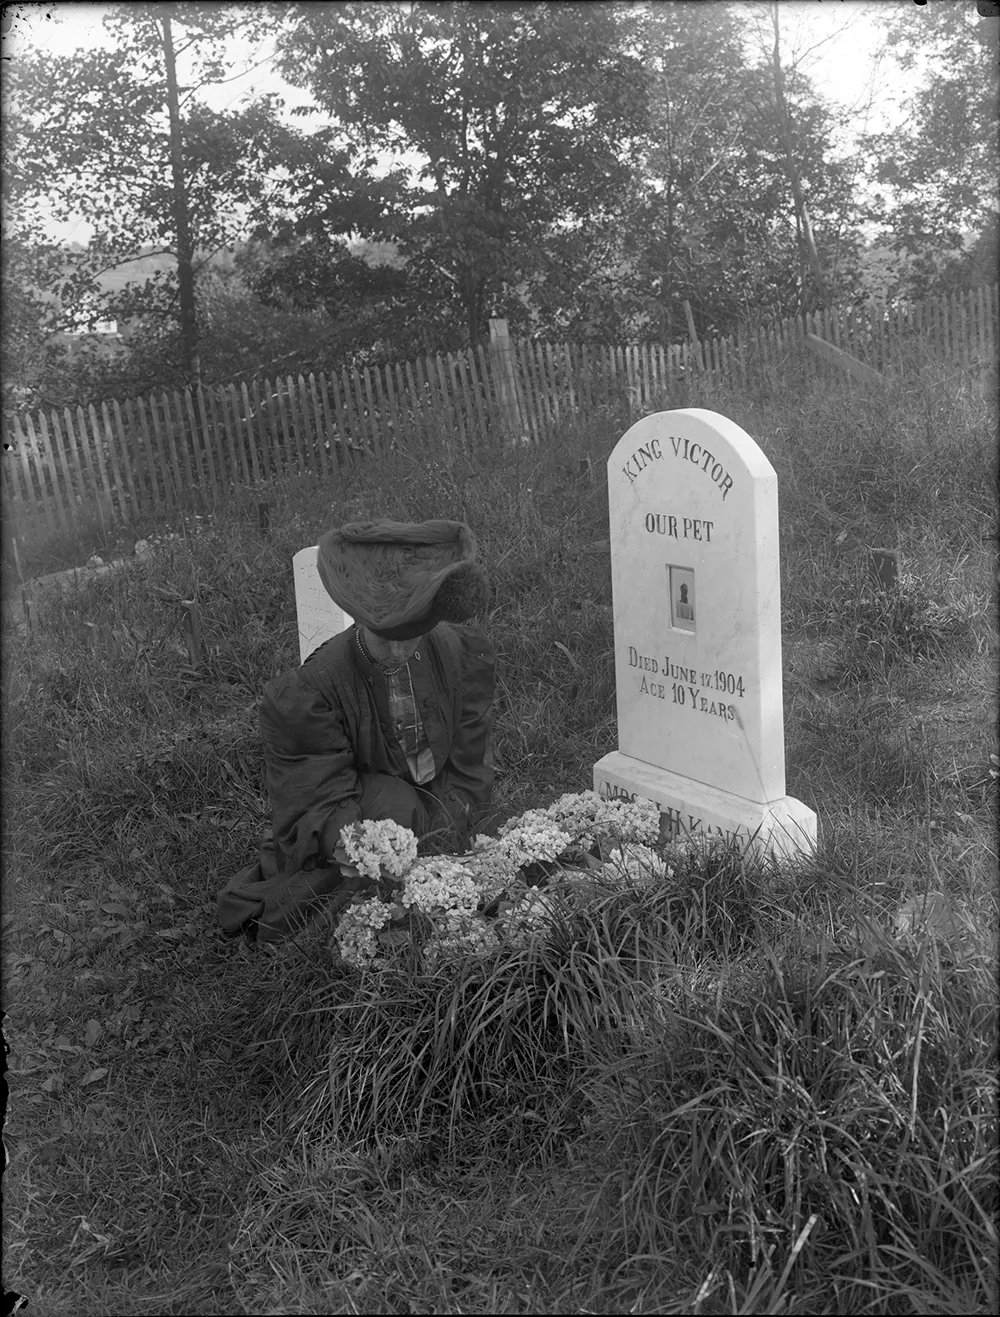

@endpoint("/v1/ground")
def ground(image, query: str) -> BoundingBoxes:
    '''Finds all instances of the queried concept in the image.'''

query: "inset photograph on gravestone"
[668,565,696,631]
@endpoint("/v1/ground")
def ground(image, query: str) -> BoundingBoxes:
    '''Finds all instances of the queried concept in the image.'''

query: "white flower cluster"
[463,842,515,907]
[330,792,672,971]
[339,818,419,881]
[401,858,479,919]
[496,818,573,865]
[334,853,498,971]
[462,818,572,907]
[402,858,503,969]
[604,842,674,887]
[503,791,661,850]
[591,796,662,847]
[333,897,393,969]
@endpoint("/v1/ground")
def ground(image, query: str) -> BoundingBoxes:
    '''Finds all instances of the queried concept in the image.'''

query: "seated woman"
[217,518,495,943]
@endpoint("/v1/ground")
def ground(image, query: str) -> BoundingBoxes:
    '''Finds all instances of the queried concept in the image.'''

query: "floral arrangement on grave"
[331,791,678,971]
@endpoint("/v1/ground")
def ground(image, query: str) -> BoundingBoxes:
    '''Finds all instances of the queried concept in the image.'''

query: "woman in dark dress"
[217,519,495,943]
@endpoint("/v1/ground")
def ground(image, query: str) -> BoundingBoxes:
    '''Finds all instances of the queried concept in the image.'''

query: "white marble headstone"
[292,545,353,664]
[593,409,816,858]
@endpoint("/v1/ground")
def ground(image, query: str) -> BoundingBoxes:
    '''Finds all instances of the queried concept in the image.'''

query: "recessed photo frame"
[667,564,696,632]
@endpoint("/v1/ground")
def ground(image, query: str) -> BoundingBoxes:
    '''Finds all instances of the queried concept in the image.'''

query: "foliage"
[631,2,858,336]
[516,2,866,346]
[862,0,1000,298]
[2,1,309,395]
[274,0,649,348]
[5,2,998,410]
[2,258,360,411]
[235,1,865,352]
[8,2,297,267]
[235,235,443,365]
[837,569,970,684]
[0,236,85,414]
[102,263,351,398]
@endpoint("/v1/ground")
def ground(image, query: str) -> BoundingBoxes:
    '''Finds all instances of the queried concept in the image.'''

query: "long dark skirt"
[216,772,445,943]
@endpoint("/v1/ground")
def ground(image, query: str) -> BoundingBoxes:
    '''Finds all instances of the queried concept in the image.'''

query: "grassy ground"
[3,357,998,1315]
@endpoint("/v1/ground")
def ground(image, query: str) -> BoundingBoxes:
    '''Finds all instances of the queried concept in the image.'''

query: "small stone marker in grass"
[293,546,353,663]
[869,547,899,594]
[593,408,817,859]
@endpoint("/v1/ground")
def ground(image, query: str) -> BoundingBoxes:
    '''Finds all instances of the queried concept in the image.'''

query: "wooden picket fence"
[2,283,996,543]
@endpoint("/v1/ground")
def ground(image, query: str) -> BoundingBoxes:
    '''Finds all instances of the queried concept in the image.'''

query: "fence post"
[180,598,205,674]
[488,318,525,444]
[869,548,899,595]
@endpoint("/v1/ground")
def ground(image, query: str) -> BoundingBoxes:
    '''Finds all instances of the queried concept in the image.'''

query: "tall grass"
[3,358,997,1315]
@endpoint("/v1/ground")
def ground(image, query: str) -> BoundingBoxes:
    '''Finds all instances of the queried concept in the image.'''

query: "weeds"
[838,572,969,683]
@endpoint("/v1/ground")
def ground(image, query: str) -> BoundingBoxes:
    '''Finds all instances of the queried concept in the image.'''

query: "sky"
[3,0,909,244]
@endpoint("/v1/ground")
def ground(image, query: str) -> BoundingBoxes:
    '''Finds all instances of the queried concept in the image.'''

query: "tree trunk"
[161,13,201,385]
[661,92,677,346]
[464,270,484,349]
[770,4,828,309]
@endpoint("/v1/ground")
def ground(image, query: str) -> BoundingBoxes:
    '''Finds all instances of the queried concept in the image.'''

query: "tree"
[602,1,859,345]
[0,74,83,412]
[862,0,1000,298]
[766,2,828,306]
[161,7,199,380]
[635,1,786,340]
[732,0,878,318]
[4,1,315,395]
[0,237,74,414]
[274,1,648,349]
[236,236,434,364]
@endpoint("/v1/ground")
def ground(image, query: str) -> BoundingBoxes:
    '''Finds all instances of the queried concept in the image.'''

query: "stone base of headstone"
[594,751,817,862]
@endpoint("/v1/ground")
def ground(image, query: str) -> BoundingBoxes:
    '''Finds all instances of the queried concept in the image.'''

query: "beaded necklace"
[354,625,409,677]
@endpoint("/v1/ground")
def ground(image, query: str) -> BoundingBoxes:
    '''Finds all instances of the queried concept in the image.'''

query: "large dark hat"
[317,519,490,640]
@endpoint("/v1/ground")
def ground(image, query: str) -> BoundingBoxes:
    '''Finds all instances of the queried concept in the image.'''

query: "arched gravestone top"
[594,408,816,858]
[293,546,353,664]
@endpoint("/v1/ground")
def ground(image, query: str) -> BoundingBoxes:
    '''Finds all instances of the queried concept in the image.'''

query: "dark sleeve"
[432,626,496,835]
[259,670,362,876]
